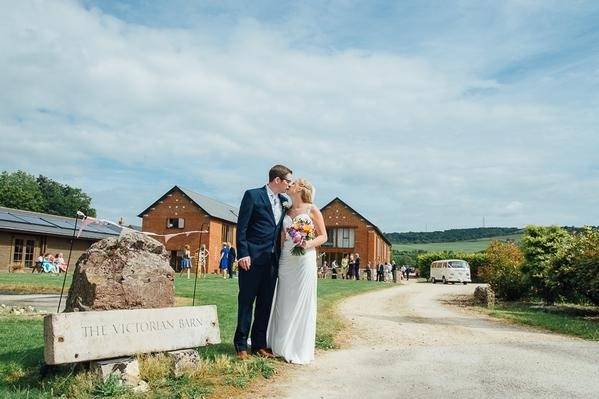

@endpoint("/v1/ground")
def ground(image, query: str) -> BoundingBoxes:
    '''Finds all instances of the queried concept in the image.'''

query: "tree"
[480,240,526,301]
[0,170,96,217]
[0,170,45,212]
[550,228,599,306]
[36,175,96,217]
[521,225,572,305]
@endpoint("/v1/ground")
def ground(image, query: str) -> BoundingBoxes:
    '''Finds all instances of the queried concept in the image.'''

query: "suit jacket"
[236,186,286,266]
[227,247,237,264]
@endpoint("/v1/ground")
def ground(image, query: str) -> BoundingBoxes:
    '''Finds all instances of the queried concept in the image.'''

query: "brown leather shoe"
[237,350,250,360]
[254,348,275,358]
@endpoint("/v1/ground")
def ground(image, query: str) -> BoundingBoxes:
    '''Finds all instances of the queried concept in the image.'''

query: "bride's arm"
[304,207,327,250]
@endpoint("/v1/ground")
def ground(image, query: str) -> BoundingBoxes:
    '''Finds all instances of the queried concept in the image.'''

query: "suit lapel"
[260,186,276,225]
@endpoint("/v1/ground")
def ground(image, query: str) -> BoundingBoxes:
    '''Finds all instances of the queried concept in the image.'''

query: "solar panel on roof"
[41,218,77,230]
[10,213,56,227]
[0,212,26,223]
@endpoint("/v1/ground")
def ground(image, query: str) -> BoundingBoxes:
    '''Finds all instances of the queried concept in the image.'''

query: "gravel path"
[261,281,599,399]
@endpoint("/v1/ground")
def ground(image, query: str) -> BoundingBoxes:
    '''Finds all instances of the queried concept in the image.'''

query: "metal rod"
[57,212,80,313]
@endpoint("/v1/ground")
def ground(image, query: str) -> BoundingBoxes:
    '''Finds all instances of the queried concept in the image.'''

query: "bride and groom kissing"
[234,164,327,364]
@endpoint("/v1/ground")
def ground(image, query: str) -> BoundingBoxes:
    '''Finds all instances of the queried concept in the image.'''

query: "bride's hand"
[300,240,312,250]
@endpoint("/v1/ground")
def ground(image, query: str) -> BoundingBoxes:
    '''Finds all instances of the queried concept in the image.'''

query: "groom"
[234,164,293,359]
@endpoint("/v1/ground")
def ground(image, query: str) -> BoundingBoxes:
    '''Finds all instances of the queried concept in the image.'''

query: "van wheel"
[431,277,436,284]
[442,277,447,284]
[463,282,467,285]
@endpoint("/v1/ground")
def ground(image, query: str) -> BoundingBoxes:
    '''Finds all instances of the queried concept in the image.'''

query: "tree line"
[385,227,522,243]
[0,170,96,217]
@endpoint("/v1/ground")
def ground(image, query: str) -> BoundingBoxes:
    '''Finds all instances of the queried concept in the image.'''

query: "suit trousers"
[234,252,277,352]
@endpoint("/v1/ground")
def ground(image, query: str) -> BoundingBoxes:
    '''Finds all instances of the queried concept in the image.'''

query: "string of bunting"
[75,212,208,241]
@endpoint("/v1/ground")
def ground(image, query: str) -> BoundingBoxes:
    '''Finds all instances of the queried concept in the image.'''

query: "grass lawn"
[392,233,522,253]
[0,274,389,398]
[486,302,599,340]
[0,273,69,294]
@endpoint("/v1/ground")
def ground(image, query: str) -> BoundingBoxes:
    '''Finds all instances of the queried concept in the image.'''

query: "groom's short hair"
[269,164,292,182]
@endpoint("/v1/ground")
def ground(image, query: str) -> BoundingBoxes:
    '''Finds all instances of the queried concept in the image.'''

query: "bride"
[267,178,327,364]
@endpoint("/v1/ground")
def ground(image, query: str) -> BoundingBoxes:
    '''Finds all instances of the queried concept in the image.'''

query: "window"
[324,228,355,248]
[13,238,23,263]
[24,240,34,267]
[221,224,234,244]
[166,218,185,229]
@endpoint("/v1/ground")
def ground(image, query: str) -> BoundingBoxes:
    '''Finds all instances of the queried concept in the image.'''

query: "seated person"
[54,253,67,272]
[41,254,56,273]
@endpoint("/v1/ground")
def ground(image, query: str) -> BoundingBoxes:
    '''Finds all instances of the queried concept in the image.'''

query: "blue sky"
[1,0,598,231]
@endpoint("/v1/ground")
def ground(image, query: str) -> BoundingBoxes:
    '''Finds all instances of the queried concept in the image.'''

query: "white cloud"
[0,0,598,231]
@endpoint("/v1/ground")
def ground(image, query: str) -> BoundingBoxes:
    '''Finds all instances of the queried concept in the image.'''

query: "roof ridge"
[0,205,79,221]
[178,186,237,209]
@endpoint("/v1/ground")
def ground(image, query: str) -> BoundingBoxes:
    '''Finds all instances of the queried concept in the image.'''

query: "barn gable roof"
[320,197,392,246]
[138,186,238,224]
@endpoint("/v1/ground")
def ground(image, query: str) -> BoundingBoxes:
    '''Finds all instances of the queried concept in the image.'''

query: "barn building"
[318,197,392,267]
[0,206,119,272]
[138,186,238,273]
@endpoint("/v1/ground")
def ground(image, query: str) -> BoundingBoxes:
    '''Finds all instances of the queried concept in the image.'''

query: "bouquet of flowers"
[287,215,316,256]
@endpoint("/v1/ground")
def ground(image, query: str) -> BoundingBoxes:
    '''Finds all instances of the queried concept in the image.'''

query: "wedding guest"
[321,260,329,279]
[227,242,237,279]
[331,259,338,279]
[348,254,355,280]
[354,253,361,280]
[340,255,349,279]
[180,245,192,279]
[391,261,397,283]
[366,261,372,281]
[219,242,230,279]
[400,265,406,280]
[377,263,385,282]
[41,254,55,273]
[197,244,209,278]
[54,253,67,273]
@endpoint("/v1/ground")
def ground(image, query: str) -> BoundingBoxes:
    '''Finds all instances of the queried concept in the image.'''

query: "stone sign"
[44,305,220,365]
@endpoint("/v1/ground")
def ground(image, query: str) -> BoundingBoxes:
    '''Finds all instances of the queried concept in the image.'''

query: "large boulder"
[65,231,175,312]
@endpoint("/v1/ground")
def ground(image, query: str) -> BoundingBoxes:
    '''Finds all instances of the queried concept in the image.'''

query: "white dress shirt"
[266,185,282,224]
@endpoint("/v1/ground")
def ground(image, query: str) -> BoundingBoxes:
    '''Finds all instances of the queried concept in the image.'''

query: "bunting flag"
[75,213,207,241]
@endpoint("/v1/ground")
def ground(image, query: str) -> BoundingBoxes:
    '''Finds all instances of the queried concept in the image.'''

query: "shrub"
[521,225,572,305]
[550,227,599,306]
[480,240,526,301]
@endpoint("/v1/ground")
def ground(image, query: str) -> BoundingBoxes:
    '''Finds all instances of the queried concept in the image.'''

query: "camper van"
[430,259,471,284]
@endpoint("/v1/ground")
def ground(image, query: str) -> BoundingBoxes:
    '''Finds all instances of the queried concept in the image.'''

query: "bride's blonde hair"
[296,179,314,204]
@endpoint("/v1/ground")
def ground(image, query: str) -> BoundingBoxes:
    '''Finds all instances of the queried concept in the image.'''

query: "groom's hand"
[238,256,251,271]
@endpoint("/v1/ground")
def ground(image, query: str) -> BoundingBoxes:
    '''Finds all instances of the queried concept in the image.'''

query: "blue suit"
[234,186,286,352]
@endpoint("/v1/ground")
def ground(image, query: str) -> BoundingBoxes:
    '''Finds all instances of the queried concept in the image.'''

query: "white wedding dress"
[267,209,318,364]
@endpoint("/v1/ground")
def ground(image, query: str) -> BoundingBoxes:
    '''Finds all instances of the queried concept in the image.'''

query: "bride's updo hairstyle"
[296,179,314,204]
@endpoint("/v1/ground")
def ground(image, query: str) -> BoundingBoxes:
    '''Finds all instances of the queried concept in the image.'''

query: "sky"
[1,0,598,232]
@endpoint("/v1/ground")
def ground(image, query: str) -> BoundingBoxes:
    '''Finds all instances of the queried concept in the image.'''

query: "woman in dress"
[219,243,230,279]
[180,245,192,279]
[267,179,327,364]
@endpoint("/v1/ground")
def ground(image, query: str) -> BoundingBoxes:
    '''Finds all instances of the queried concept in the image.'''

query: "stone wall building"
[0,206,119,272]
[138,186,238,273]
[318,197,392,267]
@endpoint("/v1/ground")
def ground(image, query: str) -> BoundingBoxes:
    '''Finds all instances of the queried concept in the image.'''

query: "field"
[0,273,389,398]
[392,234,522,253]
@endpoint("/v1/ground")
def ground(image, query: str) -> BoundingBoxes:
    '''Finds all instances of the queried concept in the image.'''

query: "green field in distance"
[392,234,522,253]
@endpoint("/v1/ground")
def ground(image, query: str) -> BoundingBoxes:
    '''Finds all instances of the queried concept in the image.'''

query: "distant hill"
[385,227,522,244]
